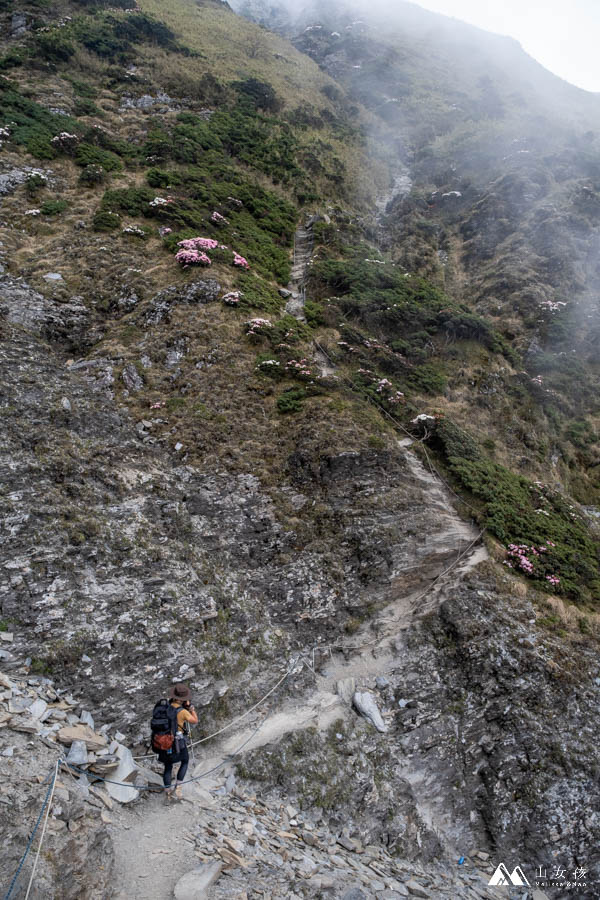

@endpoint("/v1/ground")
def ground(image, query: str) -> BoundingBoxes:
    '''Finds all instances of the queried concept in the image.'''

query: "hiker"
[157,683,198,799]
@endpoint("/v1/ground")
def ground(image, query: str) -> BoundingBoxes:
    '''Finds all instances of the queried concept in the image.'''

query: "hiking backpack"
[150,699,179,752]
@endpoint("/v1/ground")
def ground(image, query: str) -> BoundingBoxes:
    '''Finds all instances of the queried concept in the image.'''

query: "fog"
[233,0,600,93]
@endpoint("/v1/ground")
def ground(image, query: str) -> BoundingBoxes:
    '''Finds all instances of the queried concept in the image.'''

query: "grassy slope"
[1,0,599,610]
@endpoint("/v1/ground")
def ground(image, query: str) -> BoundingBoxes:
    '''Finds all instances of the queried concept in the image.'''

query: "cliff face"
[1,0,600,897]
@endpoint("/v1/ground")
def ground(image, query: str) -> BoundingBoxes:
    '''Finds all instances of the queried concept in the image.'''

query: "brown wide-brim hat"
[169,682,191,702]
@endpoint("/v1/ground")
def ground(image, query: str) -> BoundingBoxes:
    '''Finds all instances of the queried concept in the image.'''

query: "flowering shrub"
[504,543,560,587]
[25,208,41,216]
[285,359,313,379]
[177,237,219,251]
[227,196,243,207]
[149,196,174,208]
[175,248,211,267]
[79,163,106,186]
[159,226,172,237]
[245,318,273,336]
[540,300,567,313]
[356,370,405,406]
[211,211,229,226]
[150,401,165,409]
[256,358,281,372]
[51,132,79,153]
[122,225,147,238]
[233,253,249,269]
[222,291,243,306]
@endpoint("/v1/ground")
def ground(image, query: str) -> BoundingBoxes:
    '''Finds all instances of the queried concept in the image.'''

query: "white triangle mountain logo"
[488,863,531,886]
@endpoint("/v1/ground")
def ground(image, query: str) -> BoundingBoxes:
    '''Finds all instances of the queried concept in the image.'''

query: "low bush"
[92,208,120,230]
[277,387,306,414]
[25,173,46,195]
[75,142,122,171]
[35,30,76,62]
[79,164,107,186]
[41,199,68,216]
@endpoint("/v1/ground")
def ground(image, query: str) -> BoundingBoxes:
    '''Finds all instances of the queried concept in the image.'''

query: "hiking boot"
[174,784,183,800]
[164,786,174,801]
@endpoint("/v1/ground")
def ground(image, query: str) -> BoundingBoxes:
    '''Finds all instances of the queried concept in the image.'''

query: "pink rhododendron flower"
[211,211,229,225]
[286,359,312,378]
[175,248,211,267]
[233,253,249,268]
[245,318,273,335]
[222,291,243,306]
[178,237,219,251]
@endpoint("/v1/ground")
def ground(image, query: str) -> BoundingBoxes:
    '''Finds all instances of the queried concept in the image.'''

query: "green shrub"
[146,167,172,189]
[35,30,76,62]
[232,78,281,113]
[0,48,26,70]
[255,352,284,379]
[431,418,600,604]
[25,173,47,195]
[406,362,447,395]
[41,199,68,216]
[277,387,306,414]
[75,142,122,171]
[101,185,154,216]
[304,299,325,328]
[236,274,283,314]
[74,97,101,117]
[79,164,107,186]
[69,78,98,99]
[0,83,81,160]
[92,208,120,231]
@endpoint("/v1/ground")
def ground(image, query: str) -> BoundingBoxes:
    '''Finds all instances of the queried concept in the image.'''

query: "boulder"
[66,740,89,766]
[80,711,94,729]
[353,691,388,733]
[11,717,40,734]
[174,863,223,899]
[336,677,356,705]
[104,744,139,804]
[57,724,107,752]
[29,698,48,719]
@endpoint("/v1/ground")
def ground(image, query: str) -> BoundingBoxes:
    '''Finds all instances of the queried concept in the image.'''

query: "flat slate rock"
[57,724,107,751]
[174,862,223,899]
[405,881,431,898]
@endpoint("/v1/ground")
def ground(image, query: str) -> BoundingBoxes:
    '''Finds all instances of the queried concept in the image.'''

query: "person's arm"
[186,705,198,725]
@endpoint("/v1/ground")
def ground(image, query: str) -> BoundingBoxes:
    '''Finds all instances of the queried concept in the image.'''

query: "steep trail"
[111,434,489,898]
[113,184,495,896]
[285,223,313,321]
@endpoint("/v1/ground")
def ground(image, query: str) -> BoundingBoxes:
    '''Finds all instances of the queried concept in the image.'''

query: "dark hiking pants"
[161,740,189,787]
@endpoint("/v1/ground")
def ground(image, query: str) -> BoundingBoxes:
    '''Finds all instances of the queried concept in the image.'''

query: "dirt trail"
[111,434,487,898]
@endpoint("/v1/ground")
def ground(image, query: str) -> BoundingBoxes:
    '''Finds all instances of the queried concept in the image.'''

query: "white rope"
[133,656,300,761]
[24,759,59,900]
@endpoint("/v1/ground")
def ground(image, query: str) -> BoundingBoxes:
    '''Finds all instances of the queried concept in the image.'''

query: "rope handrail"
[3,763,58,900]
[133,655,301,761]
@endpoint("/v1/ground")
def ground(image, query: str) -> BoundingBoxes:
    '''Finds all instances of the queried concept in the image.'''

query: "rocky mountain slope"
[1,0,600,897]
